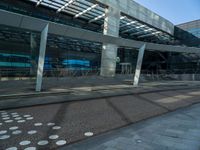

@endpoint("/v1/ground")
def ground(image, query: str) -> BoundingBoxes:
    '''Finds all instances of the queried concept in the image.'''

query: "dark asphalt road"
[0,88,200,150]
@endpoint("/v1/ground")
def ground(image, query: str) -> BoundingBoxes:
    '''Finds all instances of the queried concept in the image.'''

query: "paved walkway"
[0,75,134,96]
[2,74,200,110]
[1,75,200,97]
[65,103,200,150]
[1,88,200,149]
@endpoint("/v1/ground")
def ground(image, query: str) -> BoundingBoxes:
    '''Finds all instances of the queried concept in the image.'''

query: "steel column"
[35,24,49,92]
[133,44,146,86]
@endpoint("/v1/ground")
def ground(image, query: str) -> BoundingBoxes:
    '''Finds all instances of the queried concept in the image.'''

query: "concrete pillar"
[100,7,120,77]
[133,44,146,86]
[36,24,49,92]
[30,33,37,76]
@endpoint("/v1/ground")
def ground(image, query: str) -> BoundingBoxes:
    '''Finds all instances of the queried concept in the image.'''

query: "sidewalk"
[1,88,200,149]
[1,75,200,97]
[0,75,134,96]
[1,75,200,109]
[64,103,200,150]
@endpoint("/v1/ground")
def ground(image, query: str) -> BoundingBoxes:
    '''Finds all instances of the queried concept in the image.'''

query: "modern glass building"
[0,0,199,90]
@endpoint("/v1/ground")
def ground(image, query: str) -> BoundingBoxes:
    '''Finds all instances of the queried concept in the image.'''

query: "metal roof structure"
[30,0,106,24]
[21,0,175,44]
[1,9,199,55]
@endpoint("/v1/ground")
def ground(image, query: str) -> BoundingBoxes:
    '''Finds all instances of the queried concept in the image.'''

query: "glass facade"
[0,0,199,78]
[188,28,200,38]
[177,20,200,38]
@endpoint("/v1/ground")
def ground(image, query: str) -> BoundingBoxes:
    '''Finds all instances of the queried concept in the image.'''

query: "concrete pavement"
[1,75,200,110]
[65,103,200,150]
[1,88,200,149]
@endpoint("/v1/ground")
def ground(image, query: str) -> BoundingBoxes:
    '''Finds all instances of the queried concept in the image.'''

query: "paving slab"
[64,103,200,150]
[138,92,191,110]
[1,83,200,149]
[0,94,167,150]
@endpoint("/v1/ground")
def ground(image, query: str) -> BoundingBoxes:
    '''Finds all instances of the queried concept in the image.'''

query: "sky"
[134,0,200,25]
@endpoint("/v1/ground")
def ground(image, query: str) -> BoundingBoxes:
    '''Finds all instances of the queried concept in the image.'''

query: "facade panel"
[177,20,200,38]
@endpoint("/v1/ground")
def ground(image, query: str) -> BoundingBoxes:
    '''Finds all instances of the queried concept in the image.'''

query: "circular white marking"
[6,147,17,150]
[52,126,61,130]
[136,139,142,143]
[23,115,31,117]
[26,117,34,120]
[84,132,94,137]
[0,130,7,134]
[1,112,8,115]
[11,113,18,115]
[37,140,49,145]
[12,130,22,135]
[19,140,31,146]
[27,130,37,135]
[0,135,10,139]
[2,117,10,120]
[56,140,67,146]
[0,123,2,125]
[17,120,25,123]
[5,120,13,123]
[24,147,36,150]
[1,115,9,118]
[9,126,18,130]
[12,115,19,117]
[14,117,22,120]
[47,123,55,126]
[49,135,59,140]
[34,123,42,126]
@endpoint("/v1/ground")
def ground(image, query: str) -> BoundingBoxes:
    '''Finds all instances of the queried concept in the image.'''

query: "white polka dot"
[1,112,8,115]
[34,123,42,126]
[37,140,49,145]
[49,135,59,140]
[0,130,7,134]
[26,117,34,120]
[0,123,2,125]
[11,113,18,115]
[2,117,10,120]
[136,139,142,143]
[47,123,55,126]
[5,120,13,123]
[12,115,19,117]
[9,126,18,130]
[27,130,37,135]
[2,115,9,117]
[12,130,22,135]
[56,140,67,146]
[24,147,36,150]
[0,135,10,139]
[14,117,22,120]
[17,120,25,123]
[84,132,94,137]
[19,140,31,146]
[52,126,61,130]
[23,115,31,117]
[6,147,17,150]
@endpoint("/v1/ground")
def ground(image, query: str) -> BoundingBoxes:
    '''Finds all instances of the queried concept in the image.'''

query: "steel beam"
[35,24,49,92]
[133,44,146,86]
